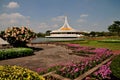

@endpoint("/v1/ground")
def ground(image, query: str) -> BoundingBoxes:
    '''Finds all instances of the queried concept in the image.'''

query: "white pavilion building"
[46,16,84,38]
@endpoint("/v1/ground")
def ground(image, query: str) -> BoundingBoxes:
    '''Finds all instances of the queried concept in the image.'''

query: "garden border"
[74,55,114,80]
[42,55,115,80]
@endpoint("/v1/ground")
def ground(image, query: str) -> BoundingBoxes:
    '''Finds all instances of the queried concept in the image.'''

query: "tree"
[37,32,45,37]
[45,30,51,36]
[89,31,96,37]
[108,21,120,36]
[1,26,36,47]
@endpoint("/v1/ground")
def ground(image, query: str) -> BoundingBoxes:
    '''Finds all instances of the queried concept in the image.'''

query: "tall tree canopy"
[108,21,120,36]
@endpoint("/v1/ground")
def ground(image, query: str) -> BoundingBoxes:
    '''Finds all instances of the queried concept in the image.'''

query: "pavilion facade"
[46,17,84,38]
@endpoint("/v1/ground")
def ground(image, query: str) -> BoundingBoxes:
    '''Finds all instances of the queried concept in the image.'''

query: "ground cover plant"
[60,37,120,50]
[38,65,62,75]
[0,65,44,80]
[98,39,120,43]
[0,48,33,60]
[85,61,112,80]
[44,75,61,80]
[56,48,112,79]
[37,44,113,79]
[67,43,112,56]
[65,40,120,50]
[110,55,120,79]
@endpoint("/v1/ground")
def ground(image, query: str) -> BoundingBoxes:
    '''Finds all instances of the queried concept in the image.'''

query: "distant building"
[0,37,11,49]
[46,16,84,38]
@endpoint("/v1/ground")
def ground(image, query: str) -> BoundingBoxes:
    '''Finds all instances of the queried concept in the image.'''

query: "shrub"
[110,55,120,79]
[0,65,45,80]
[98,40,120,43]
[1,26,36,47]
[0,48,33,60]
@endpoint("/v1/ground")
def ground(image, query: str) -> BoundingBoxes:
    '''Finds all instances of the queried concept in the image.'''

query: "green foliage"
[37,32,45,37]
[45,30,51,36]
[89,31,96,37]
[44,75,60,80]
[1,26,36,47]
[98,40,120,43]
[0,65,45,80]
[110,55,120,79]
[0,48,33,60]
[64,40,120,50]
[108,21,120,36]
[39,65,62,75]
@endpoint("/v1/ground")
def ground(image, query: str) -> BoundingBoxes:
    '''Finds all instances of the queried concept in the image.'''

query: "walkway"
[0,44,83,71]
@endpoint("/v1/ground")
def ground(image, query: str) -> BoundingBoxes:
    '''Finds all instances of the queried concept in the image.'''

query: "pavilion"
[46,16,84,38]
[0,37,11,49]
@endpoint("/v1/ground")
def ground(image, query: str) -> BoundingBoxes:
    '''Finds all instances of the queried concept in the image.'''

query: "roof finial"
[63,16,70,28]
[65,16,67,23]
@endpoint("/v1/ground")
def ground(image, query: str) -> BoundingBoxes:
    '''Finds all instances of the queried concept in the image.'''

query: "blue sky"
[0,0,120,33]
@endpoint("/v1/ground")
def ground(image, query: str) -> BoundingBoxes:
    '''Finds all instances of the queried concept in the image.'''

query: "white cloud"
[39,23,58,29]
[0,13,30,25]
[77,19,86,23]
[92,23,100,27]
[6,2,19,9]
[80,14,88,18]
[52,16,65,22]
[77,14,89,23]
[37,22,59,32]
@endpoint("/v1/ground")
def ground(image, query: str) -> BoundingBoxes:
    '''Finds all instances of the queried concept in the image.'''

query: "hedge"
[0,65,45,80]
[110,55,120,79]
[98,40,120,43]
[0,48,33,60]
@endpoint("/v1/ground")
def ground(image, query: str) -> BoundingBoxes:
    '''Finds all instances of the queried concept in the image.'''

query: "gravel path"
[0,44,83,71]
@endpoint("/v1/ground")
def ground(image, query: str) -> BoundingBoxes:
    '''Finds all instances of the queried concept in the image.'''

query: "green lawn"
[63,40,120,50]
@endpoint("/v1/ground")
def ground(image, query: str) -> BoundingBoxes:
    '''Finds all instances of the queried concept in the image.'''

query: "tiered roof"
[51,16,77,33]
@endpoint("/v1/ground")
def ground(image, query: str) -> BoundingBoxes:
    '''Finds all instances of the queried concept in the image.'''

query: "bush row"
[110,55,120,79]
[98,40,120,43]
[0,48,33,60]
[0,65,44,80]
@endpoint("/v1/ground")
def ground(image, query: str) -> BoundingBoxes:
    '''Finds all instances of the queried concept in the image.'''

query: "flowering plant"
[37,44,113,79]
[2,26,36,47]
[93,61,112,79]
[85,61,112,80]
[56,53,112,79]
[56,44,113,79]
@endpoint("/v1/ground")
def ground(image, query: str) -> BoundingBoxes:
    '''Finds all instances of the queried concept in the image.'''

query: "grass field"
[62,37,120,50]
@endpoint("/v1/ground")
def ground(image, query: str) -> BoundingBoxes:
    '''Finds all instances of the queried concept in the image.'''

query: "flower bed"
[37,44,113,80]
[56,52,112,79]
[84,55,120,80]
[0,65,44,80]
[67,43,112,57]
[84,61,112,80]
[0,48,33,60]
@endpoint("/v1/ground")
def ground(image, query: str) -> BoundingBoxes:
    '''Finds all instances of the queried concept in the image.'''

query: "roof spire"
[65,16,68,26]
[59,16,74,30]
[62,16,71,28]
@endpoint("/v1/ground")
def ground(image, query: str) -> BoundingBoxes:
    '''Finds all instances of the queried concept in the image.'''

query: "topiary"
[1,26,36,47]
[0,65,45,80]
[110,55,120,79]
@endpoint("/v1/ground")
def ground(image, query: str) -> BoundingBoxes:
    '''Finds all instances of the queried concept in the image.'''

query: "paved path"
[0,44,83,71]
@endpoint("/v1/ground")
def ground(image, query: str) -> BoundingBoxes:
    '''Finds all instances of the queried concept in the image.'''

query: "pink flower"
[74,68,79,72]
